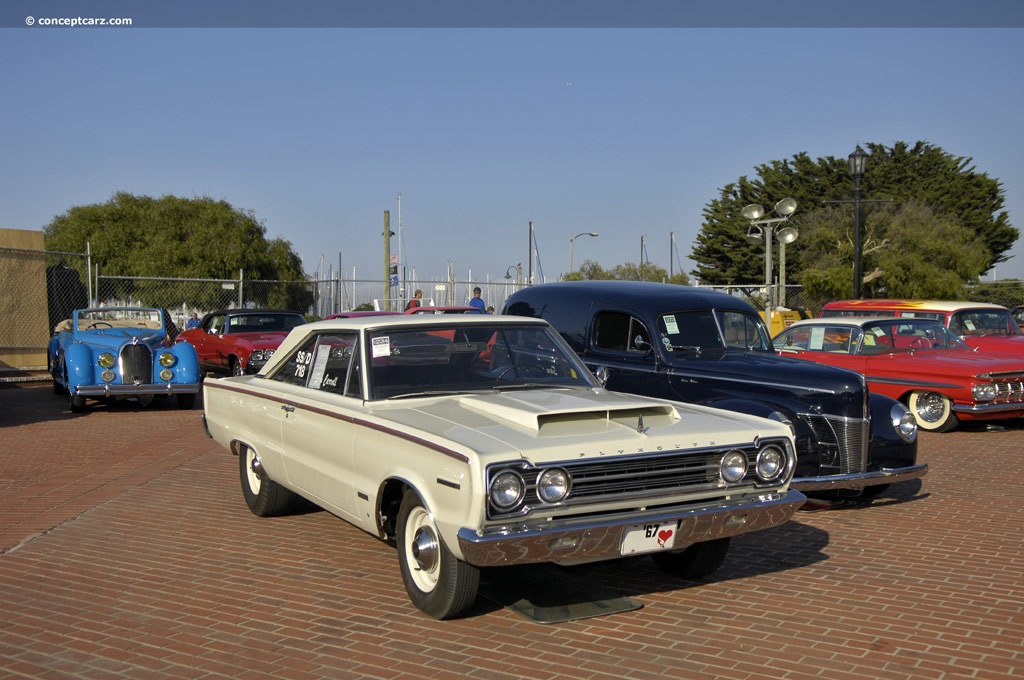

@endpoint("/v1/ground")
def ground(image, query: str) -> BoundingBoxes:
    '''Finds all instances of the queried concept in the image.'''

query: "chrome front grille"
[994,379,1024,402]
[488,443,785,520]
[120,344,153,384]
[799,414,867,475]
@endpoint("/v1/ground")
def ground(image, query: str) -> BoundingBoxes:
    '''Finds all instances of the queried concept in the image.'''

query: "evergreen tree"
[690,142,1016,297]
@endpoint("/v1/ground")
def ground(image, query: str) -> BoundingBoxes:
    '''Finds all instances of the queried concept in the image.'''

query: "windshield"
[948,309,1022,337]
[367,324,595,399]
[860,320,968,353]
[75,307,163,332]
[657,310,771,354]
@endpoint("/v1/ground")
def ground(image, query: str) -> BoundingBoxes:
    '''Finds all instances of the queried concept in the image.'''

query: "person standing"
[469,287,486,312]
[406,289,423,311]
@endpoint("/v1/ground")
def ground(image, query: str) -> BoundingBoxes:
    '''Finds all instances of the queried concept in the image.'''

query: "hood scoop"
[459,391,679,433]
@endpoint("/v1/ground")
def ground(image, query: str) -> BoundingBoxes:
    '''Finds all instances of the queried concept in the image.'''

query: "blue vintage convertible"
[48,306,201,412]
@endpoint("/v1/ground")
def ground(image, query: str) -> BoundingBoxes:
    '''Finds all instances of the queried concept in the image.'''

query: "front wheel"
[651,537,731,579]
[908,391,958,432]
[231,358,245,376]
[239,447,296,517]
[395,489,479,619]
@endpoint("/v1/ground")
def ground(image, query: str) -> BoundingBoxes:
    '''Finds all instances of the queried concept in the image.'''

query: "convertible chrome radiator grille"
[799,414,867,475]
[993,379,1024,402]
[120,345,153,384]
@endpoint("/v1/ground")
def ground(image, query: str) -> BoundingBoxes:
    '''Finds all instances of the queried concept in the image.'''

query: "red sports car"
[774,317,1024,432]
[820,299,1024,356]
[175,308,307,376]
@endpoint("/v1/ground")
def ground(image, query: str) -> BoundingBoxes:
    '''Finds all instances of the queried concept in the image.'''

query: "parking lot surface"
[1,383,1021,679]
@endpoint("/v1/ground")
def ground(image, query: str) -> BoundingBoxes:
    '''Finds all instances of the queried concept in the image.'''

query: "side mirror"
[632,334,652,352]
[593,365,610,386]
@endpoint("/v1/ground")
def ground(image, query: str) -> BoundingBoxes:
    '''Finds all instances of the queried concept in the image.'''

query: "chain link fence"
[7,242,1024,375]
[1,246,91,373]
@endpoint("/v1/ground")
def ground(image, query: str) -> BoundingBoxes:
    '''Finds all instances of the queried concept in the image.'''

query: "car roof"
[507,280,756,312]
[822,299,1008,312]
[263,314,552,374]
[211,308,305,316]
[784,316,947,330]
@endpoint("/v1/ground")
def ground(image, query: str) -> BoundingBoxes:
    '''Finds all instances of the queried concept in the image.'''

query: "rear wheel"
[396,489,479,619]
[239,447,296,517]
[908,391,958,432]
[652,537,731,579]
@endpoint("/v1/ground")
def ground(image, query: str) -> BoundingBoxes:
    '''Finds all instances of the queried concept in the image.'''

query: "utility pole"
[383,210,394,310]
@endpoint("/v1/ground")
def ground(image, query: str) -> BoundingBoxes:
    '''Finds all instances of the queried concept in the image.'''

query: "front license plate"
[620,521,678,555]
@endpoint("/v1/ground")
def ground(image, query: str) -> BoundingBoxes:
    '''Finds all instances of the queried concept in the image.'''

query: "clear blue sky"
[4,2,1024,285]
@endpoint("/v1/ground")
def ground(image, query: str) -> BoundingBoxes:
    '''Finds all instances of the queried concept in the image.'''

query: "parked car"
[202,314,805,619]
[774,317,1024,432]
[325,311,402,319]
[503,281,924,497]
[48,306,200,412]
[405,306,484,314]
[1012,305,1024,330]
[175,308,307,376]
[820,299,1024,355]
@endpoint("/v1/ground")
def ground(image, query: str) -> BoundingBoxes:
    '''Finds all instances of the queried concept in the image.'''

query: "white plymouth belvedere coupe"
[203,315,805,619]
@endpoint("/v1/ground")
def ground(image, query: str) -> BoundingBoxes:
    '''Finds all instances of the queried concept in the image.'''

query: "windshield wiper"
[386,390,464,400]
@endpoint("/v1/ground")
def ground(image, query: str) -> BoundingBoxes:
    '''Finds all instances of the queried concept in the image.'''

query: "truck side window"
[593,311,650,353]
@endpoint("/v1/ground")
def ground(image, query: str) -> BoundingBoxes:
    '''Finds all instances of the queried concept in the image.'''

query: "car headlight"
[489,470,525,510]
[250,350,265,362]
[158,352,176,367]
[720,450,748,483]
[755,446,785,482]
[100,370,115,383]
[891,402,918,443]
[972,383,997,401]
[536,467,571,503]
[159,368,174,381]
[98,352,116,368]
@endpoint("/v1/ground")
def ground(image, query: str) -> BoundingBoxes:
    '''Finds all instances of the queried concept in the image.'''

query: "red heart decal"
[657,529,673,545]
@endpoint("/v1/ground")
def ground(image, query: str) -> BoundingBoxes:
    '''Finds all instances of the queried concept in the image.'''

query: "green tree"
[798,202,989,306]
[43,192,313,311]
[690,141,1016,296]
[562,259,689,284]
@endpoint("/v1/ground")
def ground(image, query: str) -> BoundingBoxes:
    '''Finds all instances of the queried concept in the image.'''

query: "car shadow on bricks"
[473,519,830,620]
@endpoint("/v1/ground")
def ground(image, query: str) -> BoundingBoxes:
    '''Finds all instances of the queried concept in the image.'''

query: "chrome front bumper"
[792,462,928,492]
[456,489,806,568]
[73,383,201,397]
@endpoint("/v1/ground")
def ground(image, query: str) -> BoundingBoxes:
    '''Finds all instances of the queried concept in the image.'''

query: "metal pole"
[853,176,863,298]
[569,233,574,273]
[528,221,533,285]
[764,228,774,310]
[383,210,392,310]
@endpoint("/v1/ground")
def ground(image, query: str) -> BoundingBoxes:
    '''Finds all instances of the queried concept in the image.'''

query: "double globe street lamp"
[742,197,799,310]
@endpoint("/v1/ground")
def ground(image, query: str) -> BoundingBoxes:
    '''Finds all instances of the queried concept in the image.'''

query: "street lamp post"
[741,198,799,311]
[568,231,598,273]
[849,145,868,299]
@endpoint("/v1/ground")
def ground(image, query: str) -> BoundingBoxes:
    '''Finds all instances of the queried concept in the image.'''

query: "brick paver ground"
[0,383,1021,679]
